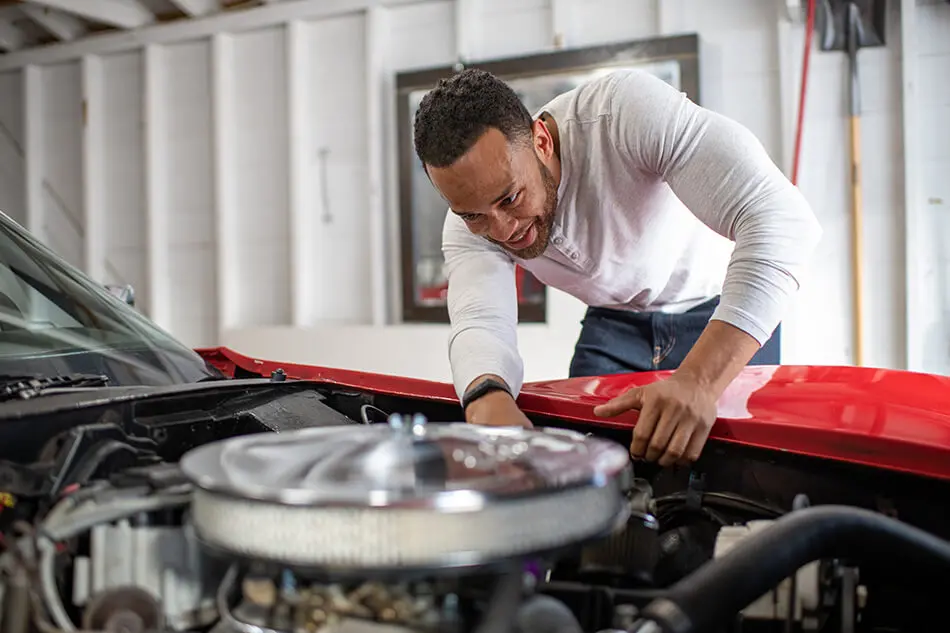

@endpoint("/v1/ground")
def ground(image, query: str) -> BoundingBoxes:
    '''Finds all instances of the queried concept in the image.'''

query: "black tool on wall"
[815,0,886,367]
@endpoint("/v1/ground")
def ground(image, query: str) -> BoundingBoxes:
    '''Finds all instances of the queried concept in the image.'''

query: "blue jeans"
[568,296,781,377]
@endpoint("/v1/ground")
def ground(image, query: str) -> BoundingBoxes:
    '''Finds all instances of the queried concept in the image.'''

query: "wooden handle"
[850,115,865,367]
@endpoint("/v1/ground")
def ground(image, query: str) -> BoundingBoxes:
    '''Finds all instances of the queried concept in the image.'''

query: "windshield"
[0,211,221,386]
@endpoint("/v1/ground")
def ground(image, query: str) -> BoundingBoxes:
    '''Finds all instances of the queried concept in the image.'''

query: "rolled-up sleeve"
[610,70,822,344]
[442,211,524,400]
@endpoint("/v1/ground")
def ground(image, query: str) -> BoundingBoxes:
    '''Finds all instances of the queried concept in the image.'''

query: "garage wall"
[0,0,946,383]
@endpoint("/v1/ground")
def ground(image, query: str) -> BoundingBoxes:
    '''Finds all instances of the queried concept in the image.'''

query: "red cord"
[791,0,816,186]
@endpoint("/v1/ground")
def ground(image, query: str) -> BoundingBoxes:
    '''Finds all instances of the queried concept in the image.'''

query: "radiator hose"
[637,505,950,633]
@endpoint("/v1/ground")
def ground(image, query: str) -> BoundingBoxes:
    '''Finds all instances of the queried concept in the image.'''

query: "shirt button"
[553,237,564,245]
[570,252,578,260]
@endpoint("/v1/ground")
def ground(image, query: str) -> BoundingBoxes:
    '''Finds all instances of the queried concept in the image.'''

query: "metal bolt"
[387,413,405,431]
[411,413,427,435]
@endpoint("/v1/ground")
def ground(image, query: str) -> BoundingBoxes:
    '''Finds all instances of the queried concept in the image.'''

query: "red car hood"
[197,347,950,483]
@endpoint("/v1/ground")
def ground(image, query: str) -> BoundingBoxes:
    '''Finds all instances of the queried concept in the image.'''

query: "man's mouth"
[505,222,537,250]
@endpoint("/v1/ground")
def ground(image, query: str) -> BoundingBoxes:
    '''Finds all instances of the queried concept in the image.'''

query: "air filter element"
[180,416,631,572]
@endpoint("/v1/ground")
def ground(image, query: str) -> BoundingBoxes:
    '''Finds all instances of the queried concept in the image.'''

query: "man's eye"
[502,192,519,206]
[461,214,480,222]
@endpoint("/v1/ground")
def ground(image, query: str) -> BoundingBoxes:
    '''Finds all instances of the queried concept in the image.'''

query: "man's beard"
[496,158,558,260]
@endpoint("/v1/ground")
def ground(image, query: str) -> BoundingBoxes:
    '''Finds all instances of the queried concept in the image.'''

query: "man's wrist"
[465,389,517,423]
[462,375,513,411]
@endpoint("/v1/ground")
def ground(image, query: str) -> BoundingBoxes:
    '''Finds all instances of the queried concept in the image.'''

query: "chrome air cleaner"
[179,415,631,571]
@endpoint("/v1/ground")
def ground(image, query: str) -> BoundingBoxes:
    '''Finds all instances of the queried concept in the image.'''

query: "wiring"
[34,487,192,632]
[359,403,389,425]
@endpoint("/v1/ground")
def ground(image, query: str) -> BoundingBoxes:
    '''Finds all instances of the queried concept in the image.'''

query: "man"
[413,67,821,466]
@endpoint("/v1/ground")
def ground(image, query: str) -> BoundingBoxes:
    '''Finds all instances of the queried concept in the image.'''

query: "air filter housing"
[179,416,631,572]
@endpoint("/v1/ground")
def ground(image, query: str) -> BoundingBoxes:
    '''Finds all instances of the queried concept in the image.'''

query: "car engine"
[2,396,950,633]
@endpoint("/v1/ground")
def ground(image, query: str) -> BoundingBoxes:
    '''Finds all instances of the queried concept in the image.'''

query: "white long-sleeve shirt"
[442,69,822,400]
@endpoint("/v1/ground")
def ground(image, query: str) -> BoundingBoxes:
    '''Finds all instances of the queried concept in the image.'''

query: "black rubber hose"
[640,505,950,633]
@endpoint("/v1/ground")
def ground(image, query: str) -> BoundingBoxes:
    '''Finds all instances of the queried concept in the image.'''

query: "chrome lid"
[180,416,631,510]
[181,416,632,569]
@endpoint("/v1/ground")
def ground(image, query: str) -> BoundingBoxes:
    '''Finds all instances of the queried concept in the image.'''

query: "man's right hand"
[465,389,534,429]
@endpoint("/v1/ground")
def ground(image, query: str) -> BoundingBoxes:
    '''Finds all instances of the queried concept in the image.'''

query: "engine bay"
[1,377,949,633]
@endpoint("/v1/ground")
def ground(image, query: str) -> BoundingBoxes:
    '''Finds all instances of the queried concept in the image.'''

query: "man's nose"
[486,211,519,242]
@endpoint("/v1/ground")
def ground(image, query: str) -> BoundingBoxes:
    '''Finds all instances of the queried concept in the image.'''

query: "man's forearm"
[464,374,511,394]
[443,212,525,402]
[674,319,763,397]
[449,325,524,401]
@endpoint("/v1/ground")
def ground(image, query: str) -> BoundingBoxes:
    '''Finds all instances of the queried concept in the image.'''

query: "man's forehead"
[456,131,516,179]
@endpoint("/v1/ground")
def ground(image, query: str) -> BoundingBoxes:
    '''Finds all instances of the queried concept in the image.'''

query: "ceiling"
[0,0,275,53]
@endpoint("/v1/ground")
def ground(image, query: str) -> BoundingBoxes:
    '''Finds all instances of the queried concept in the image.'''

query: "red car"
[1,208,949,633]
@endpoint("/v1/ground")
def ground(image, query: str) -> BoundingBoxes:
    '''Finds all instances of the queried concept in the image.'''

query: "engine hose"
[639,505,950,633]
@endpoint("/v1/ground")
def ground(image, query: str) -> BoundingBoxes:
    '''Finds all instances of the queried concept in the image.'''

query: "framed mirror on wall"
[395,34,701,324]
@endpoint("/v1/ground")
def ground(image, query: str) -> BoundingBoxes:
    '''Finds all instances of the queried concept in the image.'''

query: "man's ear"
[532,118,556,159]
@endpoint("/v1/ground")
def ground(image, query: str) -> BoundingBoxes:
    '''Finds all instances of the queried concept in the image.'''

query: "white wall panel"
[560,0,656,47]
[473,0,553,59]
[0,70,25,227]
[40,62,82,268]
[915,1,950,374]
[305,13,371,324]
[163,40,216,347]
[100,51,146,297]
[388,1,455,70]
[231,26,291,328]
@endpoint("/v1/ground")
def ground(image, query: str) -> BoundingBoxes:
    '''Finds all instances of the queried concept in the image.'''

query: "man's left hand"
[592,372,718,466]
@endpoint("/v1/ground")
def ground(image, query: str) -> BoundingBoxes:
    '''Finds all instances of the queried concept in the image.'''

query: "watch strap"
[461,378,512,411]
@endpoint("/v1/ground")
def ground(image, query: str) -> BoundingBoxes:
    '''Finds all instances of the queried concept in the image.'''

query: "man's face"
[426,125,558,260]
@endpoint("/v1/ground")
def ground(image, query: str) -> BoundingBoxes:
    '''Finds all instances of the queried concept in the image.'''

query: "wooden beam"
[22,0,154,30]
[900,0,920,370]
[211,33,236,336]
[20,4,87,41]
[23,65,43,240]
[0,15,23,50]
[166,0,218,17]
[143,44,171,330]
[454,0,479,61]
[549,0,572,48]
[81,54,106,281]
[366,5,389,326]
[655,0,687,35]
[285,19,313,327]
[0,0,424,70]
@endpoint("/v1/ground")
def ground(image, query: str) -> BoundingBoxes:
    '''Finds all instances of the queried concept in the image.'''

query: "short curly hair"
[413,68,533,169]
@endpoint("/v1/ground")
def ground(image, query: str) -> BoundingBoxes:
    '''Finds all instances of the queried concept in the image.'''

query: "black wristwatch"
[461,378,512,412]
